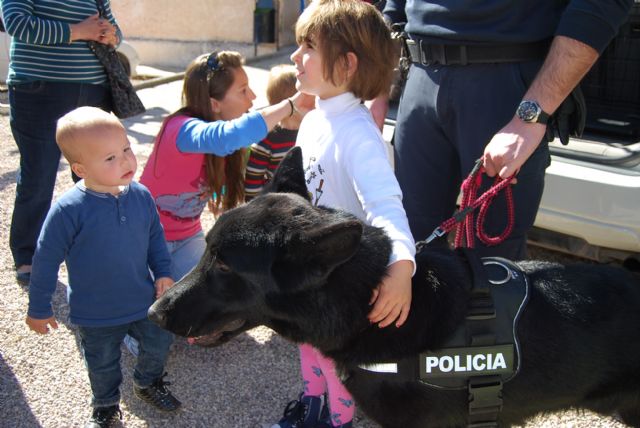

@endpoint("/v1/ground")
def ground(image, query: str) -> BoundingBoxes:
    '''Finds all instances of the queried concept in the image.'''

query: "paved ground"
[0,48,627,427]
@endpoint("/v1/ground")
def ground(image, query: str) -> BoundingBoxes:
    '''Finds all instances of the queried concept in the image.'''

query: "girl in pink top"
[140,51,311,283]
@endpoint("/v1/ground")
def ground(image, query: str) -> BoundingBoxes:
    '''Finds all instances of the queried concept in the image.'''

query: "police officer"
[383,0,633,259]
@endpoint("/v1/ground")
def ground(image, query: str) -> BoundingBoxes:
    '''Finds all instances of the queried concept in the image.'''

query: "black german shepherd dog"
[149,148,640,427]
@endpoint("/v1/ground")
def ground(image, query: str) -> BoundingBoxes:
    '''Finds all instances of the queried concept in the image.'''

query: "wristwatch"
[516,100,550,125]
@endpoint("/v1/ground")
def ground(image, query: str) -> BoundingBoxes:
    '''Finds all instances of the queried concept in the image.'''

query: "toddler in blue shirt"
[25,107,181,428]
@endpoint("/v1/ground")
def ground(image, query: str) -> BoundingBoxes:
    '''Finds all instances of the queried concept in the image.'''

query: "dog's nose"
[147,306,166,328]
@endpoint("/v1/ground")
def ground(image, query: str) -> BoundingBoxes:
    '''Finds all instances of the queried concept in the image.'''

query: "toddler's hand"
[155,277,175,298]
[368,260,413,328]
[26,316,58,334]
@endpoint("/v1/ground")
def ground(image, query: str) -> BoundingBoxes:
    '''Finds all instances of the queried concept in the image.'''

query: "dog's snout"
[147,306,167,328]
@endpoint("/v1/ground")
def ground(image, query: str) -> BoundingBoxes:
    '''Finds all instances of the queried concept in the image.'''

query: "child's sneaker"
[269,393,325,428]
[84,405,122,428]
[133,372,181,412]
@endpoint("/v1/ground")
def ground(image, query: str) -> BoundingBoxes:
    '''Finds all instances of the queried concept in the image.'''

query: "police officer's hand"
[483,117,547,180]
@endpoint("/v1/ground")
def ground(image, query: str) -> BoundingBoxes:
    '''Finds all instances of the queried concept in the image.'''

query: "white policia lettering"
[425,353,508,373]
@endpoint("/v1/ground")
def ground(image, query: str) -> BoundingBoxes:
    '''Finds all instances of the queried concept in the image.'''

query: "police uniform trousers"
[394,59,551,260]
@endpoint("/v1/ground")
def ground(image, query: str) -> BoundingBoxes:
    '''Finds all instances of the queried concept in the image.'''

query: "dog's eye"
[215,259,231,273]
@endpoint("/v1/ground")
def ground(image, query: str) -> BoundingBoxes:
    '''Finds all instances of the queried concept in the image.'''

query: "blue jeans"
[166,231,206,281]
[394,60,551,260]
[78,318,173,408]
[9,81,111,268]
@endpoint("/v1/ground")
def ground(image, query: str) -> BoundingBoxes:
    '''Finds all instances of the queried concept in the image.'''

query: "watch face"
[517,101,540,122]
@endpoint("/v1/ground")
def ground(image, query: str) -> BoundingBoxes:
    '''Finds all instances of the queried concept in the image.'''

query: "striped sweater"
[244,126,298,201]
[1,0,120,84]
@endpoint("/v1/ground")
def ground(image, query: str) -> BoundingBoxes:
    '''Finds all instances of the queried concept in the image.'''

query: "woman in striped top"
[3,0,121,285]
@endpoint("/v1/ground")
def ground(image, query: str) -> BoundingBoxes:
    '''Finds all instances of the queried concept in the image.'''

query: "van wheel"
[622,255,640,272]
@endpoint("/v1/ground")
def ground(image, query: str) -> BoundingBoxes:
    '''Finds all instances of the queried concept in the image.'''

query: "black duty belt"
[406,38,550,66]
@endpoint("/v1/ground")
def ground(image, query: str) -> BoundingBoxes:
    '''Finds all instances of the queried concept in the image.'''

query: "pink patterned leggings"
[298,343,355,427]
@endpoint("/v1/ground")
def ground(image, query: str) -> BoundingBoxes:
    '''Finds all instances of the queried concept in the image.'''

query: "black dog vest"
[358,252,530,427]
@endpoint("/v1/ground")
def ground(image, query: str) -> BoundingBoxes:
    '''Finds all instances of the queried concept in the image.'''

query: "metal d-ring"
[483,260,513,285]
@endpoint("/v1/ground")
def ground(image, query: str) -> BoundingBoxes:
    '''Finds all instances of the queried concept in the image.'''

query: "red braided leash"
[419,159,516,249]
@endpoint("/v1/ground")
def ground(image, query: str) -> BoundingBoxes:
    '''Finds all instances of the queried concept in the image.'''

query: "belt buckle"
[419,40,446,65]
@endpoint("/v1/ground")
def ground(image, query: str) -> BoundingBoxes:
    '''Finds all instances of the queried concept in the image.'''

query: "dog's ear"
[263,147,311,201]
[292,219,363,269]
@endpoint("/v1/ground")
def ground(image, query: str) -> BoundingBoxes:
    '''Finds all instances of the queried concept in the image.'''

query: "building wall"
[112,0,301,69]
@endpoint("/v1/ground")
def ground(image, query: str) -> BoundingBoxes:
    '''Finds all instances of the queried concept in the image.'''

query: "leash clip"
[425,227,446,244]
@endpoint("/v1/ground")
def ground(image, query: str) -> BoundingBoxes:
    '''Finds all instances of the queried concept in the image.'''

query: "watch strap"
[536,109,549,125]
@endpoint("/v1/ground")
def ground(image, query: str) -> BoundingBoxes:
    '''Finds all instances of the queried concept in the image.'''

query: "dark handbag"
[88,0,145,118]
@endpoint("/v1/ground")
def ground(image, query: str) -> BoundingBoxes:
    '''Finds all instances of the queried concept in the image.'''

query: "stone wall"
[112,0,301,69]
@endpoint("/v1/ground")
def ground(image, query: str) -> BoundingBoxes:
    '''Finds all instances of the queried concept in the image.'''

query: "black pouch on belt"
[549,86,587,145]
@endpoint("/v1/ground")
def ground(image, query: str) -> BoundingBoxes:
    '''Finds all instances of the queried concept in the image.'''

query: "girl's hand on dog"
[368,260,413,328]
[26,315,58,334]
[155,277,175,298]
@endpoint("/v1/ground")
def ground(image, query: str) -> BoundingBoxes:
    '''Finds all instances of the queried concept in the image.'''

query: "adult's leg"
[78,324,129,408]
[444,62,550,259]
[394,64,462,246]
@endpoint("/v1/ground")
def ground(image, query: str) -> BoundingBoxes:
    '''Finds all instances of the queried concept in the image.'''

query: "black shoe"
[16,271,30,286]
[134,372,181,412]
[84,405,122,428]
[270,394,325,428]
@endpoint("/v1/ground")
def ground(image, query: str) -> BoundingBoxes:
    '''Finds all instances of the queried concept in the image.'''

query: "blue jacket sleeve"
[383,0,407,24]
[556,0,633,53]
[27,205,73,320]
[176,111,268,156]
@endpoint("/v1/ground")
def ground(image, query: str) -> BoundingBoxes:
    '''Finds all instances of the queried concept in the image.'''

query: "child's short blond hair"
[56,107,124,164]
[296,0,396,100]
[266,64,297,105]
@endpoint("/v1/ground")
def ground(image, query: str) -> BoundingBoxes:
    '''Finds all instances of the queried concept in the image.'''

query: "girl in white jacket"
[271,1,416,427]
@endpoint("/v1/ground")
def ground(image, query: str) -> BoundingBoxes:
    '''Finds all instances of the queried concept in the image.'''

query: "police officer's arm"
[483,0,633,179]
[482,36,598,179]
[382,0,406,25]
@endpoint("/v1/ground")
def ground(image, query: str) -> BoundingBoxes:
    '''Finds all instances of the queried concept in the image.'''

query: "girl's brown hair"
[295,0,396,100]
[154,51,246,212]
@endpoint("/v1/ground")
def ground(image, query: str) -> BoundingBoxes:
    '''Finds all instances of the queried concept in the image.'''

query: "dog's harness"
[359,252,530,427]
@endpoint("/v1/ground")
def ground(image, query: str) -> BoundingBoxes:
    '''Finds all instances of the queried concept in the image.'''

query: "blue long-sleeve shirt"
[28,182,172,327]
[1,0,122,84]
[176,111,268,155]
[383,0,633,54]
